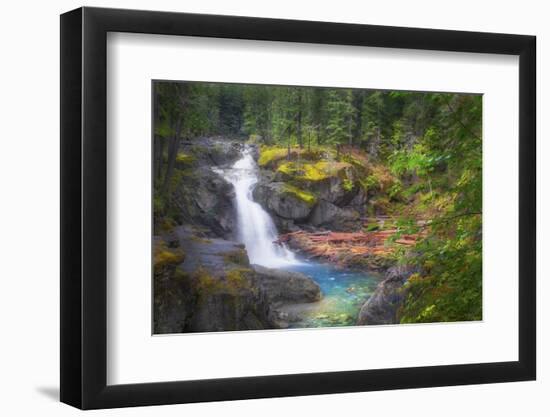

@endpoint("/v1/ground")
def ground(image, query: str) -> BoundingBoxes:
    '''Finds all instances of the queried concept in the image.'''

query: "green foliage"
[399,215,482,323]
[326,89,355,145]
[342,178,354,192]
[392,94,482,323]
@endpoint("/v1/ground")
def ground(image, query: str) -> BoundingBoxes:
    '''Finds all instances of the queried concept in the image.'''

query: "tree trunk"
[352,90,364,146]
[287,137,291,160]
[297,92,303,149]
[348,116,353,146]
[154,138,161,183]
[157,138,165,182]
[162,119,182,194]
[316,124,321,145]
[153,85,163,184]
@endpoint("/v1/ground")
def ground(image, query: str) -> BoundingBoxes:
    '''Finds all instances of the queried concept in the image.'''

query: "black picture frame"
[60,6,536,410]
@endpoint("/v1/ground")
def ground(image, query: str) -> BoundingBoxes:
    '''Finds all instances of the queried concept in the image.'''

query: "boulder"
[357,265,418,325]
[253,182,314,221]
[252,264,322,304]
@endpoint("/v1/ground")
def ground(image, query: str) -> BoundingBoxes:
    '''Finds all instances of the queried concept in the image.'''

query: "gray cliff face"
[188,280,272,333]
[169,137,246,239]
[357,265,419,325]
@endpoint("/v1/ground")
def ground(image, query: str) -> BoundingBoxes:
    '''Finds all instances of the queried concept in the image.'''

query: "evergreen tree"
[326,89,355,147]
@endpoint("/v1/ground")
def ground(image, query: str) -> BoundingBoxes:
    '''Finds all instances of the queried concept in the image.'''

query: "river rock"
[357,264,418,325]
[252,264,322,304]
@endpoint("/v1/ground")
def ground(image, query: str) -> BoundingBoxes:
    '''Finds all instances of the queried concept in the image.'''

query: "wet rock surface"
[252,265,321,304]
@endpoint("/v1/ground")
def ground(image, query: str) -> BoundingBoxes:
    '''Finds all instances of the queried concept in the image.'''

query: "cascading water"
[213,145,381,328]
[214,147,300,268]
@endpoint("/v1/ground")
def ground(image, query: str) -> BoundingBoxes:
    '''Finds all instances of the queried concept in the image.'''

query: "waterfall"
[214,147,300,268]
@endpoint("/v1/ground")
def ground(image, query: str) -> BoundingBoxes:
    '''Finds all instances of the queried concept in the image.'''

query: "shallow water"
[281,261,382,328]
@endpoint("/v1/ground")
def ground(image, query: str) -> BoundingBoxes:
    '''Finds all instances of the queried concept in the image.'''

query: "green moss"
[153,240,185,273]
[223,249,249,266]
[156,216,177,233]
[194,268,222,293]
[277,161,351,182]
[194,267,253,296]
[258,146,289,167]
[176,152,195,164]
[226,268,253,290]
[277,161,327,181]
[343,178,354,191]
[190,235,212,244]
[276,161,299,176]
[282,184,317,205]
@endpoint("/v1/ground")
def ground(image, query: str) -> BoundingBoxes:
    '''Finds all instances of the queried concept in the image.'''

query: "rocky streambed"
[153,138,420,333]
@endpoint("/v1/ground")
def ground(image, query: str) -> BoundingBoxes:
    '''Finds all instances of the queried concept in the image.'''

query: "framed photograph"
[60,6,536,409]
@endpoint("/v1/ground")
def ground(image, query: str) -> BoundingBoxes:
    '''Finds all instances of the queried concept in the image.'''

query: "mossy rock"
[153,239,185,273]
[258,146,291,167]
[277,161,352,183]
[281,184,317,206]
[223,248,250,266]
[175,152,196,169]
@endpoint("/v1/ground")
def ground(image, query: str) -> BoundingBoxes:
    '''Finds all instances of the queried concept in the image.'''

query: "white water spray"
[214,147,300,268]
